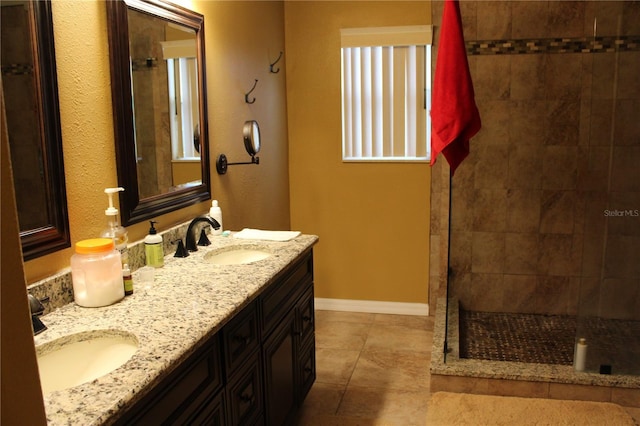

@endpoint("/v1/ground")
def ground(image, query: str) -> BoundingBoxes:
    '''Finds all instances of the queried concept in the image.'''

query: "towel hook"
[269,51,283,73]
[245,79,258,104]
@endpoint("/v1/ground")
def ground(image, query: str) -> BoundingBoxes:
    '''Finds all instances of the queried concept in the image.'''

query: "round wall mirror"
[243,120,260,156]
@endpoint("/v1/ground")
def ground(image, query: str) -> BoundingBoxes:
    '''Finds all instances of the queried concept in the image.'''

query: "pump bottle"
[209,200,223,236]
[101,187,129,266]
[144,220,164,267]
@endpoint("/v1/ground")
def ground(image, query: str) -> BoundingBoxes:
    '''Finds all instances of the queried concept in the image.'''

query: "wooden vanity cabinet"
[114,250,314,426]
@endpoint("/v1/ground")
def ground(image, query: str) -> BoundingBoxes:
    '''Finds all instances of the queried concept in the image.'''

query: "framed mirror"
[106,0,210,226]
[1,0,71,260]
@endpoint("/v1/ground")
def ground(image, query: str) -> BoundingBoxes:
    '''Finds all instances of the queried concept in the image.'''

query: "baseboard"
[314,298,429,316]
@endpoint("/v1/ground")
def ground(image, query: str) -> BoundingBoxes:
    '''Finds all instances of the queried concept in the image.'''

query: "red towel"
[430,0,481,175]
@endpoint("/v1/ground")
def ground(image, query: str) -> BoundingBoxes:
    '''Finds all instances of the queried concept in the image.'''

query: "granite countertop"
[34,233,318,425]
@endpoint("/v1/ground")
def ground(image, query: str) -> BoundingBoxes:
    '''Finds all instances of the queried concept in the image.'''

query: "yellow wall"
[23,0,290,283]
[285,1,432,303]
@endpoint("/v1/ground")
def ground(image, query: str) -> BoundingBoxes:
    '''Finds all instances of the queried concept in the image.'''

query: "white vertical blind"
[341,43,429,161]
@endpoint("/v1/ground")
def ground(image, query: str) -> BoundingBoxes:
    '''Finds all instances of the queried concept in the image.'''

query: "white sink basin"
[204,248,272,265]
[36,330,138,394]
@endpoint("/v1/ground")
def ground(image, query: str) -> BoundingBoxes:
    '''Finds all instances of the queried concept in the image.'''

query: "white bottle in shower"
[574,338,587,372]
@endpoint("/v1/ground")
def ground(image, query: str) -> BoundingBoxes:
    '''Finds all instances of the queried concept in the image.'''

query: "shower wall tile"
[459,0,478,41]
[584,1,623,37]
[577,277,601,316]
[512,1,549,39]
[473,100,510,145]
[450,231,472,276]
[611,147,640,191]
[577,146,610,192]
[546,100,580,146]
[451,189,473,232]
[540,190,576,234]
[536,276,572,314]
[617,52,640,100]
[507,146,542,190]
[511,55,546,101]
[586,99,614,146]
[537,233,577,276]
[614,100,640,145]
[609,192,640,236]
[503,274,538,313]
[506,189,541,233]
[599,278,640,320]
[604,235,640,278]
[449,272,471,305]
[622,1,640,35]
[504,233,539,275]
[476,1,511,40]
[473,144,508,189]
[470,273,505,312]
[544,54,583,101]
[590,53,617,100]
[581,231,604,278]
[542,146,578,190]
[548,1,585,39]
[474,55,511,100]
[509,100,547,146]
[471,232,505,274]
[472,189,507,232]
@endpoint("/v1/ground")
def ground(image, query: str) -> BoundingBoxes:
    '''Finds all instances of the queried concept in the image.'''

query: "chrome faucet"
[28,294,47,335]
[185,215,221,252]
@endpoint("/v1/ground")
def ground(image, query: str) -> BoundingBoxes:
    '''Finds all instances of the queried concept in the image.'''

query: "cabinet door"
[263,309,296,426]
[226,352,263,425]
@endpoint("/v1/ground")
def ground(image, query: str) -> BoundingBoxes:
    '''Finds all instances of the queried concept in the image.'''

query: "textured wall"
[22,0,290,283]
[285,1,432,304]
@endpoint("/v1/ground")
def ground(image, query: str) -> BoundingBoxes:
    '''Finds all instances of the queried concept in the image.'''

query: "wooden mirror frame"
[106,0,211,226]
[6,0,71,260]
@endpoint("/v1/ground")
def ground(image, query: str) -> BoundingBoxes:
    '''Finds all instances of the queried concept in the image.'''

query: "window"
[341,26,432,162]
[161,39,201,161]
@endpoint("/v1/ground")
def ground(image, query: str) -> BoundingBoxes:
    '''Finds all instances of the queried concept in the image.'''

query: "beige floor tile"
[297,382,345,419]
[315,320,371,351]
[364,323,433,354]
[337,385,431,426]
[316,310,376,324]
[349,349,431,391]
[373,313,434,331]
[315,347,360,386]
[623,406,640,425]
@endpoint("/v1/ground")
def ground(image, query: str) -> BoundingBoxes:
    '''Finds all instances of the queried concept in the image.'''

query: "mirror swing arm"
[216,120,261,175]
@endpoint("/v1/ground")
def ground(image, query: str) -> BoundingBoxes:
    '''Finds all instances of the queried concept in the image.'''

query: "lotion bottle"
[101,187,129,266]
[574,338,587,372]
[209,200,223,236]
[144,220,164,267]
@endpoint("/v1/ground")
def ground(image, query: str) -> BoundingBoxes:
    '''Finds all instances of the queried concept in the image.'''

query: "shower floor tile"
[460,310,640,374]
[460,310,576,365]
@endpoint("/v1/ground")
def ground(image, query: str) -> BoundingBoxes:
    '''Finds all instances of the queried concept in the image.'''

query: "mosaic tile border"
[468,35,640,55]
[1,63,34,75]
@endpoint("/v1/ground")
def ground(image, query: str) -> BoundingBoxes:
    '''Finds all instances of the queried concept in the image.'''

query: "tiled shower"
[429,0,639,380]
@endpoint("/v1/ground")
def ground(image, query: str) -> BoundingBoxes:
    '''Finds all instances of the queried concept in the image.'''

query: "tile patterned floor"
[296,310,434,425]
[296,309,640,426]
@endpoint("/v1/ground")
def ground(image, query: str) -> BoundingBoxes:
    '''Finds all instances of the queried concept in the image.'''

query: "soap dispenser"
[101,187,129,266]
[209,200,223,236]
[144,220,164,267]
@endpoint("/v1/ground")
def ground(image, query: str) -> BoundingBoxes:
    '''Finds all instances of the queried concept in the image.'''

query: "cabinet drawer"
[115,335,223,425]
[222,301,260,378]
[298,337,316,405]
[226,352,263,426]
[261,252,313,335]
[296,285,315,344]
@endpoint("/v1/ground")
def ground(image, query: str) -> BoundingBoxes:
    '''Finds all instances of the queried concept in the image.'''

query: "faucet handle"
[28,294,46,316]
[197,228,211,247]
[173,239,189,258]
